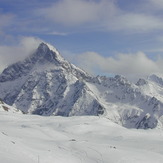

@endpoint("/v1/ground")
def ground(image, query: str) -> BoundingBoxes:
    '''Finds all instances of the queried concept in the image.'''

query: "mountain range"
[0,42,163,129]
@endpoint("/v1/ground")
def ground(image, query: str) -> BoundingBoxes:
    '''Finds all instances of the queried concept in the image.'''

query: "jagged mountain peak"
[136,78,148,86]
[0,42,90,82]
[31,42,65,64]
[0,42,62,82]
[135,73,163,87]
[114,75,131,84]
[147,74,163,86]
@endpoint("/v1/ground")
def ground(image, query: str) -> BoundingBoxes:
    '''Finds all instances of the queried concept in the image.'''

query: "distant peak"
[114,75,131,85]
[115,75,125,79]
[136,78,148,86]
[114,75,127,81]
[148,73,163,79]
[147,74,163,86]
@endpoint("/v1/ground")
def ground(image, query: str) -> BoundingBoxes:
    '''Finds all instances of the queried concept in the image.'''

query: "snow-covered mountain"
[0,43,103,117]
[0,42,163,129]
[88,75,163,129]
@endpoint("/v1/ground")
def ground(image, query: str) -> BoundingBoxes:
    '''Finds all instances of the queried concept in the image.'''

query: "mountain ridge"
[0,42,163,129]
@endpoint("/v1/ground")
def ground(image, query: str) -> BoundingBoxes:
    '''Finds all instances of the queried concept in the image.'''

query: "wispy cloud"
[148,0,163,9]
[1,0,163,35]
[35,0,163,33]
[37,0,115,27]
[68,51,163,81]
[47,31,68,36]
[107,13,163,32]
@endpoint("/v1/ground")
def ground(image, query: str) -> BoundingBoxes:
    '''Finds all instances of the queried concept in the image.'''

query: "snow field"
[0,111,163,163]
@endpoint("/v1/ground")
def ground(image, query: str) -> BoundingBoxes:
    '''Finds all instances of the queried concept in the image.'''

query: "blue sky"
[1,0,163,80]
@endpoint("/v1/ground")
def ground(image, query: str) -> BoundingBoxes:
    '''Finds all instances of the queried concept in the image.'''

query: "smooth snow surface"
[0,111,163,163]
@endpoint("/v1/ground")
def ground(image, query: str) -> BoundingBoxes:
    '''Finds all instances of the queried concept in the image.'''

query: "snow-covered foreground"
[0,111,163,163]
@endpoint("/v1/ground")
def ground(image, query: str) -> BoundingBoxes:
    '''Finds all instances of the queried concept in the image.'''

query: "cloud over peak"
[0,36,42,72]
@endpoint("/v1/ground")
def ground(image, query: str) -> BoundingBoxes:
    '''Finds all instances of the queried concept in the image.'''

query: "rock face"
[0,42,163,129]
[0,98,21,113]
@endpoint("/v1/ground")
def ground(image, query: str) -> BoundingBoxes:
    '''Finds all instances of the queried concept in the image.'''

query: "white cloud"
[0,36,42,72]
[148,0,163,9]
[72,51,163,81]
[47,31,68,36]
[1,0,163,35]
[36,0,163,33]
[37,0,117,26]
[108,13,163,32]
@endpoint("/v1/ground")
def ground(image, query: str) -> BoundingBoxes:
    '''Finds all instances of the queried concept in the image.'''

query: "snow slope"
[0,112,163,163]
